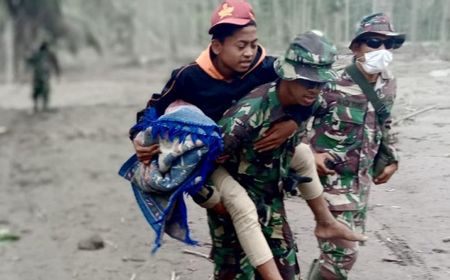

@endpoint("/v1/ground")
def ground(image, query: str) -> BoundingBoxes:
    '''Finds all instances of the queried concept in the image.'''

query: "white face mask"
[359,49,393,74]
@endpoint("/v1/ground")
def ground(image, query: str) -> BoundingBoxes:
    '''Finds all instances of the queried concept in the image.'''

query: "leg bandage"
[290,143,323,200]
[211,166,273,267]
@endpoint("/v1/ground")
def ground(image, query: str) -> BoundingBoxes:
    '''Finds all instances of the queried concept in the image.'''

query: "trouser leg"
[32,87,40,113]
[42,86,50,111]
[315,210,360,280]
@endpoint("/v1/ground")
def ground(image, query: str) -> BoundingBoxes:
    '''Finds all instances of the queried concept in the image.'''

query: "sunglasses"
[359,37,395,49]
[297,79,327,90]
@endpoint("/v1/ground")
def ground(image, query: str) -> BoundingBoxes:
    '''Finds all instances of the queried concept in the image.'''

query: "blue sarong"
[119,106,223,253]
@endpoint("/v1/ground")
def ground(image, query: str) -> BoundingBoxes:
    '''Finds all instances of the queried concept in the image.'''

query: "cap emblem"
[218,3,234,19]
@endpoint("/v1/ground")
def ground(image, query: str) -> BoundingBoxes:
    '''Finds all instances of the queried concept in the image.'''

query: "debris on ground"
[0,228,20,242]
[77,234,104,250]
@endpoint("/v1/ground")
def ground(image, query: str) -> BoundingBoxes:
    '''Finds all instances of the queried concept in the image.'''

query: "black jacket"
[142,45,278,123]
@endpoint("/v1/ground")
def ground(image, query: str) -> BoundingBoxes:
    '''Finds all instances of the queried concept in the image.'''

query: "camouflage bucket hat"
[350,12,406,49]
[274,30,338,83]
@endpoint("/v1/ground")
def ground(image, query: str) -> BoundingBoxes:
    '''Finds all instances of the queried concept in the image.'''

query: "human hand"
[253,119,297,152]
[373,162,398,184]
[315,219,368,242]
[314,152,336,176]
[132,138,159,165]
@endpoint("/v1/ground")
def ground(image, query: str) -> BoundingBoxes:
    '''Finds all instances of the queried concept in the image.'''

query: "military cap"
[350,12,406,49]
[274,30,338,83]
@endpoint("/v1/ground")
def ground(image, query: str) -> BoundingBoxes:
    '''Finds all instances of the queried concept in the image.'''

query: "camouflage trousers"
[207,209,301,280]
[316,207,367,280]
[32,80,50,111]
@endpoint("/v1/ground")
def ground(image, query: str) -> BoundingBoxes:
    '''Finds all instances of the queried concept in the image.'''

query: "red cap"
[208,0,255,34]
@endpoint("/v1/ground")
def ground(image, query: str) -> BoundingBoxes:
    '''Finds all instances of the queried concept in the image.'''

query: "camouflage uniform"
[27,42,60,112]
[209,82,301,280]
[209,31,338,280]
[307,13,404,279]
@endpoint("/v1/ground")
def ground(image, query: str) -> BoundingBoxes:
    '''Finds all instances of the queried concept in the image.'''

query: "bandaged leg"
[290,143,323,200]
[290,144,367,243]
[210,167,274,267]
[211,167,283,279]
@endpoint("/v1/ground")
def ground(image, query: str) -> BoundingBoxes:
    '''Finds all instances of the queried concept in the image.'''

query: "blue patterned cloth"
[119,106,223,253]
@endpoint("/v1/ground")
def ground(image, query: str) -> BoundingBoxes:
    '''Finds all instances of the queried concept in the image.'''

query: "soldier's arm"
[373,117,399,184]
[379,116,398,163]
[253,119,298,152]
[307,90,346,175]
[50,52,61,77]
[253,100,315,152]
[254,95,324,152]
[373,79,399,184]
[378,78,399,165]
[220,105,258,155]
[25,54,36,69]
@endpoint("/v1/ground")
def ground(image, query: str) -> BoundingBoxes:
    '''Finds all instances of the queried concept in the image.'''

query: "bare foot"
[314,220,368,242]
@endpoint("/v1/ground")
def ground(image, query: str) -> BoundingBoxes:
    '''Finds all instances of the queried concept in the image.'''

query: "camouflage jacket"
[219,81,303,229]
[27,49,60,84]
[308,67,399,211]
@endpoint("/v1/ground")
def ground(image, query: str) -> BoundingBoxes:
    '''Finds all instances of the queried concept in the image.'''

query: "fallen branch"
[182,249,211,261]
[393,105,437,126]
[381,258,405,265]
[121,256,146,262]
[437,106,450,110]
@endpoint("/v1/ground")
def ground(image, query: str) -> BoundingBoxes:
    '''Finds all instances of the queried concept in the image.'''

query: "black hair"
[210,20,256,42]
[40,41,49,51]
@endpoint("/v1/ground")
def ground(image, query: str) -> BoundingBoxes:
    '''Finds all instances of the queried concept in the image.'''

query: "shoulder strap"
[345,63,389,124]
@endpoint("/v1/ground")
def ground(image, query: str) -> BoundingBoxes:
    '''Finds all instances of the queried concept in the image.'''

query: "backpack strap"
[345,63,390,125]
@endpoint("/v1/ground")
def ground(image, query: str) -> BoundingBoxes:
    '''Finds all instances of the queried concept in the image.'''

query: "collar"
[195,44,267,81]
[336,67,393,95]
[266,83,288,123]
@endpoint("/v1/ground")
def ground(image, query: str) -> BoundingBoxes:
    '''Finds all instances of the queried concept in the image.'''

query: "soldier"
[27,42,60,113]
[210,30,346,280]
[307,13,405,279]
